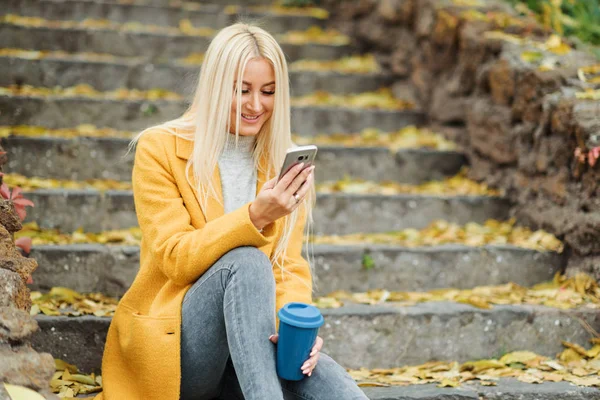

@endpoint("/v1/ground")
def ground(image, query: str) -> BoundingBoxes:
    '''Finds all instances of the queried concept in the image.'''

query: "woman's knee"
[222,246,275,286]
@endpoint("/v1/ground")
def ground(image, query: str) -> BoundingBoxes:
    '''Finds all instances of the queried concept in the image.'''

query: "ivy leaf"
[362,253,375,270]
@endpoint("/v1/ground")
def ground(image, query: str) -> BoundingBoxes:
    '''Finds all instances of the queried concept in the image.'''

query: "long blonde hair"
[128,22,317,293]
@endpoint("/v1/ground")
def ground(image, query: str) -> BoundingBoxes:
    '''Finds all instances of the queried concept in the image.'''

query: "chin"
[239,125,264,136]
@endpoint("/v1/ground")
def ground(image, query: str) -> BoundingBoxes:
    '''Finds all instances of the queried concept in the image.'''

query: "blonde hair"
[128,22,317,293]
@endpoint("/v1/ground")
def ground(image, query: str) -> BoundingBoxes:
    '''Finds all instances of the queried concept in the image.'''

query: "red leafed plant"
[0,181,34,220]
[574,146,600,168]
[0,173,34,256]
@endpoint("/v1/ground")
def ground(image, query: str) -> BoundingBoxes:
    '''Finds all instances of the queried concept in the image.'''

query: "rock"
[430,88,469,124]
[489,58,517,106]
[0,307,38,343]
[0,345,55,391]
[566,254,600,282]
[389,29,417,77]
[564,214,600,256]
[0,199,21,234]
[322,0,600,277]
[467,98,517,165]
[377,0,414,23]
[391,80,419,109]
[0,224,37,285]
[0,269,29,311]
[356,13,403,51]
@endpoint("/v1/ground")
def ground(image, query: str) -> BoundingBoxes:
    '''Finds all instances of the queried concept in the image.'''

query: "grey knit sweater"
[218,134,257,214]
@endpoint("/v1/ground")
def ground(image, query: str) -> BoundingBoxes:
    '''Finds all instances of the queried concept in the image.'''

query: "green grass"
[506,0,600,46]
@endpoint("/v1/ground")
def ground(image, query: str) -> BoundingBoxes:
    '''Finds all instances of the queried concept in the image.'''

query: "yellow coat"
[95,128,312,400]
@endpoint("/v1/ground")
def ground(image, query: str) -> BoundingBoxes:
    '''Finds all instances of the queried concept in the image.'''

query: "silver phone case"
[277,145,318,183]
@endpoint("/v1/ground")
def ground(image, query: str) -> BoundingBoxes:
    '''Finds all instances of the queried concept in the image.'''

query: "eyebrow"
[239,81,276,86]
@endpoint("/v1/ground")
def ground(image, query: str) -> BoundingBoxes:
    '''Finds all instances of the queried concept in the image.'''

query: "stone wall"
[0,145,57,399]
[321,0,600,278]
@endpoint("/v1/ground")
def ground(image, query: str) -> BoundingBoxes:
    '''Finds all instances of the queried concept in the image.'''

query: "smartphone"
[277,145,318,183]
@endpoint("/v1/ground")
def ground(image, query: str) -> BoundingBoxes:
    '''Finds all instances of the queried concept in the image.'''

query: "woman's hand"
[269,334,323,377]
[249,163,314,230]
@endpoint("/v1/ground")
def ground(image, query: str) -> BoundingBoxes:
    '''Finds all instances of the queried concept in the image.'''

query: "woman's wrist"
[249,203,270,231]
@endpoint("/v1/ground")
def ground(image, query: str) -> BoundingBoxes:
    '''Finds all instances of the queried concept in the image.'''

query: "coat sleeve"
[273,203,313,315]
[132,132,278,286]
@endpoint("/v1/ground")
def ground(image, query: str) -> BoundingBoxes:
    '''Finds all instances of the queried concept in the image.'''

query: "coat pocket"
[120,312,180,398]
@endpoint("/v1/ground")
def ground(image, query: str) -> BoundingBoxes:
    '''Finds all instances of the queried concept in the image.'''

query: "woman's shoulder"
[136,125,178,151]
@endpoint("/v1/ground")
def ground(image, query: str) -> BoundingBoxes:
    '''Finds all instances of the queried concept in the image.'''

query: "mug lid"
[278,302,324,329]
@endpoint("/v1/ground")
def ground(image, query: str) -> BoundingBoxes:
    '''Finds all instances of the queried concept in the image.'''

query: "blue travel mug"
[276,302,324,381]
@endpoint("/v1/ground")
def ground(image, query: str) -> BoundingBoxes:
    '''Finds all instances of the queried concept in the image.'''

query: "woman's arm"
[132,132,278,286]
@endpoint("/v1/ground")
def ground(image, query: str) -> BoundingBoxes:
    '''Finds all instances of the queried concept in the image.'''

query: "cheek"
[265,98,275,116]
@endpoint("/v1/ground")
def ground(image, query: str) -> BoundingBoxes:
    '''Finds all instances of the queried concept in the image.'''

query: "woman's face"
[229,57,275,137]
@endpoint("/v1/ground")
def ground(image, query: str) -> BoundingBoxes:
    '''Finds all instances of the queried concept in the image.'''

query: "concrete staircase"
[2,1,599,398]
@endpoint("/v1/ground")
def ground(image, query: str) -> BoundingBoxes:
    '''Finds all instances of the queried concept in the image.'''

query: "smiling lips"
[241,113,262,123]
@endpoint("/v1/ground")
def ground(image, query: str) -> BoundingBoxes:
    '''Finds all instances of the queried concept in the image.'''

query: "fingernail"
[309,372,312,377]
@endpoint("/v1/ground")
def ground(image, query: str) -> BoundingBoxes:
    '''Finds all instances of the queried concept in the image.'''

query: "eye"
[262,90,275,95]
[241,89,250,94]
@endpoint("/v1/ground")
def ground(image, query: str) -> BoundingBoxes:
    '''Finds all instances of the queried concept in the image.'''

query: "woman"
[96,23,368,400]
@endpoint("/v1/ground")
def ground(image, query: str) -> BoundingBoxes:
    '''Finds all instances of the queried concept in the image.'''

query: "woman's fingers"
[284,165,314,199]
[275,163,305,193]
[293,171,313,203]
[302,352,320,376]
[269,334,279,344]
[310,336,323,357]
[303,336,324,376]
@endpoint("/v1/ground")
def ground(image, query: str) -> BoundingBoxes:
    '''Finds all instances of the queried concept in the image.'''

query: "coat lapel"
[175,133,270,224]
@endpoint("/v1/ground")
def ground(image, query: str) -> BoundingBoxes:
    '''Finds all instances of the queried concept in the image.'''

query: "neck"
[221,133,256,158]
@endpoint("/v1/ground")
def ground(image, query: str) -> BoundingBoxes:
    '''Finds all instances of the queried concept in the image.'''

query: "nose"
[246,92,262,113]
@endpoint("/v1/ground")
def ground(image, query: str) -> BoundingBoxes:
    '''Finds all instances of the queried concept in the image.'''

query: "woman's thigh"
[281,353,368,400]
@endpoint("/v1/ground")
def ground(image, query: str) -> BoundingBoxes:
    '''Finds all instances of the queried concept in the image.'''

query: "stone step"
[0,94,425,134]
[1,136,463,183]
[31,302,598,373]
[0,23,351,62]
[24,189,510,235]
[366,381,600,400]
[28,244,563,298]
[362,382,600,400]
[0,54,392,96]
[2,0,326,33]
[42,377,600,399]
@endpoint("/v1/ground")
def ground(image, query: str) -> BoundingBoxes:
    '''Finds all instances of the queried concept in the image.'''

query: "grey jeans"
[180,246,368,400]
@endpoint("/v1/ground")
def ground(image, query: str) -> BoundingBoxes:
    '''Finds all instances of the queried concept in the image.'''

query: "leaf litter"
[6,168,493,196]
[313,272,600,312]
[294,126,457,151]
[316,168,499,197]
[0,84,182,101]
[52,359,102,398]
[16,219,561,252]
[348,337,600,388]
[289,54,381,74]
[311,219,563,252]
[1,125,456,152]
[291,88,414,110]
[3,173,132,192]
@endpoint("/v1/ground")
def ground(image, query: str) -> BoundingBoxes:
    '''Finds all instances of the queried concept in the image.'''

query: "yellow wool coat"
[95,128,313,400]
